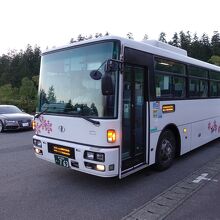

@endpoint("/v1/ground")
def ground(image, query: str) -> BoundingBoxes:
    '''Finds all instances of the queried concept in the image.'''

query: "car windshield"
[0,106,22,114]
[38,41,120,118]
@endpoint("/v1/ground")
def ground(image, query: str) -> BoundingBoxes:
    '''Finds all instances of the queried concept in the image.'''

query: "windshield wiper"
[34,107,48,119]
[79,115,100,126]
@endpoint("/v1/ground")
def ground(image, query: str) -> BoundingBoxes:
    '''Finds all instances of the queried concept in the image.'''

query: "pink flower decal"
[208,122,211,130]
[208,121,220,134]
[35,116,52,134]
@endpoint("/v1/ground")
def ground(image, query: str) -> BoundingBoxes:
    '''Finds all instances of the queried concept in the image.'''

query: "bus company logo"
[58,125,65,133]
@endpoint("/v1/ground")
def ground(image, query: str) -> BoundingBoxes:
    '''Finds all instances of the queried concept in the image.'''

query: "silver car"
[0,105,33,132]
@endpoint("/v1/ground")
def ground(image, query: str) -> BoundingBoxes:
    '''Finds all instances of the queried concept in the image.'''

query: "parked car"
[0,105,33,132]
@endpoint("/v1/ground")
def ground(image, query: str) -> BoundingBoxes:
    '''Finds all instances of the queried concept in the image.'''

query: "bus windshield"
[38,41,120,118]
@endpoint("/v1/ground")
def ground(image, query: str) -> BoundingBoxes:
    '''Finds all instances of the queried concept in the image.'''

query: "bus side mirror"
[101,73,114,96]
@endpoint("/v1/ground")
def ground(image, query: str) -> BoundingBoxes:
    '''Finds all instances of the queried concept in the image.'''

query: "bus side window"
[200,80,208,97]
[173,76,185,97]
[155,74,172,97]
[189,79,200,97]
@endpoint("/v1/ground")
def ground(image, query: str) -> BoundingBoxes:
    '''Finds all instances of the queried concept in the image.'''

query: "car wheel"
[155,129,176,171]
[0,120,4,133]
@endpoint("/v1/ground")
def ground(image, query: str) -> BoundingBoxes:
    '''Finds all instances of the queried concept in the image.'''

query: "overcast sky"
[0,0,219,55]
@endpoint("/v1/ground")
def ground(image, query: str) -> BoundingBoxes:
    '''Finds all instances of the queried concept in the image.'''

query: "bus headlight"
[84,151,105,162]
[33,139,42,148]
[34,148,43,155]
[84,162,105,172]
[96,153,105,162]
[96,164,105,172]
[85,151,95,160]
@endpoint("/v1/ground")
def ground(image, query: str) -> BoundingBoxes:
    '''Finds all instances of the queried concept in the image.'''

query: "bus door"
[121,64,147,172]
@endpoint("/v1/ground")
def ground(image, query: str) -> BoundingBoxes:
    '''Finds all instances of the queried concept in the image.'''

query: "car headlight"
[5,120,17,124]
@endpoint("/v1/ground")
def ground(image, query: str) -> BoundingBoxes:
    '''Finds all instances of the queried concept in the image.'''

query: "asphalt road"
[1,130,220,220]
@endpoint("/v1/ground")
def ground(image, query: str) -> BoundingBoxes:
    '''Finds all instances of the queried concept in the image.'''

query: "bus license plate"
[54,155,69,168]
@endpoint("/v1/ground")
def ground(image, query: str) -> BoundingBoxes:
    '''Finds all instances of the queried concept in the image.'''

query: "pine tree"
[211,31,220,56]
[127,32,134,40]
[169,32,180,47]
[158,32,167,43]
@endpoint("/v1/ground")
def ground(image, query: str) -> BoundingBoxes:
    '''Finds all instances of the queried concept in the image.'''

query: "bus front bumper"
[33,135,119,178]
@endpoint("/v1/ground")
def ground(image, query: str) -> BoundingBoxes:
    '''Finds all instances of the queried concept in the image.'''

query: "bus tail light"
[107,129,116,143]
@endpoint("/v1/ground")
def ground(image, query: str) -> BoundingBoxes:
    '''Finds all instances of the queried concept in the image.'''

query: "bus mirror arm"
[105,59,122,73]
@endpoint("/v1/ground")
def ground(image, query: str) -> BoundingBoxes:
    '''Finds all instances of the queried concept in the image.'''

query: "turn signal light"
[32,120,36,130]
[107,129,116,143]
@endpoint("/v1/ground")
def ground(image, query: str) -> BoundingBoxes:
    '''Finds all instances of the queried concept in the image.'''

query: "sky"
[0,0,219,55]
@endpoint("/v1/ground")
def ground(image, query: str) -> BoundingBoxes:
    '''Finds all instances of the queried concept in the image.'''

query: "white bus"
[33,36,220,178]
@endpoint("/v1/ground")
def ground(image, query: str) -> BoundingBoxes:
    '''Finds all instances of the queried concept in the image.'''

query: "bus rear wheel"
[155,129,176,171]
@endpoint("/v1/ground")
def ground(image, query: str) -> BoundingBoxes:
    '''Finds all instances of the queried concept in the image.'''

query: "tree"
[179,31,192,52]
[0,44,41,88]
[169,32,180,47]
[200,33,212,61]
[127,32,134,40]
[70,38,77,43]
[190,33,201,59]
[143,34,148,40]
[86,34,93,40]
[47,86,56,103]
[32,75,39,89]
[211,31,220,55]
[158,32,167,43]
[0,54,11,83]
[209,55,220,66]
[95,33,103,38]
[0,84,17,103]
[19,77,37,112]
[77,34,85,41]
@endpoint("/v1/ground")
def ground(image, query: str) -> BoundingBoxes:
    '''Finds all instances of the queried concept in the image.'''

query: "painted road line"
[122,155,220,220]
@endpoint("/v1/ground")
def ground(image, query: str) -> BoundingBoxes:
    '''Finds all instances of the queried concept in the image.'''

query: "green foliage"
[19,77,37,113]
[209,56,220,66]
[211,31,220,56]
[0,45,40,113]
[167,31,220,62]
[0,84,17,101]
[169,32,180,47]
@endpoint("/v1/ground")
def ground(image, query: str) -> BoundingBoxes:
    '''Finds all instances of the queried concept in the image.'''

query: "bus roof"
[43,36,220,72]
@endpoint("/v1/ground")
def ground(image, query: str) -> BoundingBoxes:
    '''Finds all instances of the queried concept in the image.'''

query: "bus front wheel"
[155,129,176,171]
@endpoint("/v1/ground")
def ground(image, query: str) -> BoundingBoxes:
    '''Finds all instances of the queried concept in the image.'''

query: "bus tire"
[155,129,176,171]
